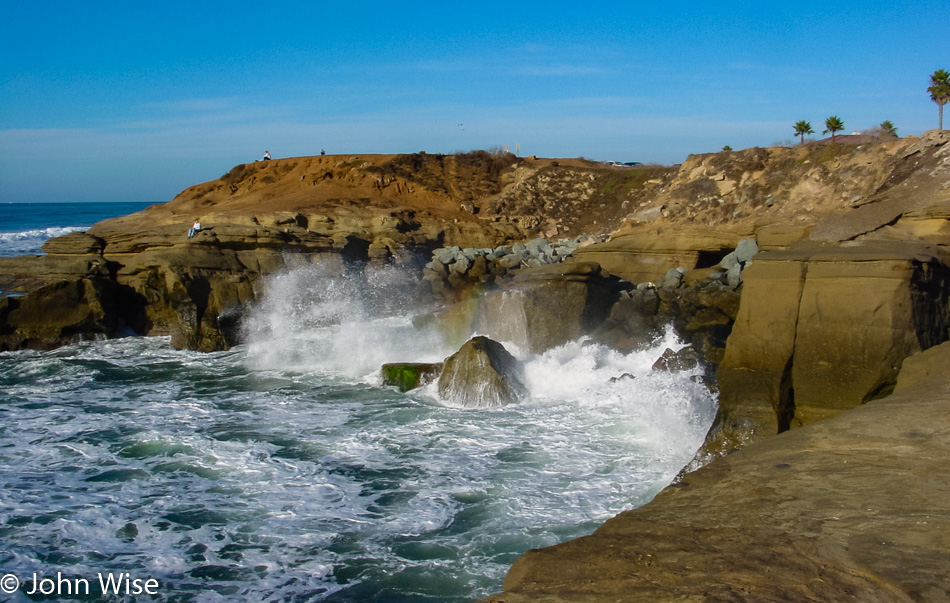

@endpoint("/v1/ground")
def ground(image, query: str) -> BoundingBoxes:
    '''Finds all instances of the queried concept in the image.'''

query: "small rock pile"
[593,238,757,375]
[717,237,758,288]
[652,237,758,292]
[422,235,606,298]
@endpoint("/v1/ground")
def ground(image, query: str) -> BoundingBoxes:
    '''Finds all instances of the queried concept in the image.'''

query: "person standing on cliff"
[263,150,271,161]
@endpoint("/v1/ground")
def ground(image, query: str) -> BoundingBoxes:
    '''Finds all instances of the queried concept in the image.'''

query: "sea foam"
[0,259,717,602]
[0,226,86,257]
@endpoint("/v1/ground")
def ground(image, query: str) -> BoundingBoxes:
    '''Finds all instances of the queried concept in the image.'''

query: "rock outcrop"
[0,277,142,350]
[572,225,742,283]
[380,362,443,392]
[706,239,950,453]
[3,136,941,352]
[482,341,950,602]
[473,262,620,354]
[437,336,526,408]
[699,133,950,452]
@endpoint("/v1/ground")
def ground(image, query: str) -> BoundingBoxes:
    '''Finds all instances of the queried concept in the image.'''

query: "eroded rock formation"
[4,133,950,598]
[4,135,943,354]
[437,336,526,408]
[708,240,950,453]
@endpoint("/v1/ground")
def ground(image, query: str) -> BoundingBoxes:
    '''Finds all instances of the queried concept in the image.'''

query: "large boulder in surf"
[437,336,527,408]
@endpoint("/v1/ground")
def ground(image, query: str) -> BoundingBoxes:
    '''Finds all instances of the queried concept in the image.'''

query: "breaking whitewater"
[0,258,716,602]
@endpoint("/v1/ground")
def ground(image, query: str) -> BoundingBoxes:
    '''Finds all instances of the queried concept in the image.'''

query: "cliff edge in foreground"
[482,341,950,602]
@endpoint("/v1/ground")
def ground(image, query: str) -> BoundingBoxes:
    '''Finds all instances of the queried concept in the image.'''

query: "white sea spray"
[0,226,87,257]
[0,259,717,601]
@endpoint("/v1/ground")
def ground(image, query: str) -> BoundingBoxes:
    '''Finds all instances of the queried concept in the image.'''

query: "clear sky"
[1,0,948,203]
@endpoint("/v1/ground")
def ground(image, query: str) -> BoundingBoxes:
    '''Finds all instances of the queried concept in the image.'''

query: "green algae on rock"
[380,362,443,392]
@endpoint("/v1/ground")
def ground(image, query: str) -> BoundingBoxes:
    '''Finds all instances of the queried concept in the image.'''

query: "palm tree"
[929,69,950,130]
[880,120,898,137]
[793,120,814,144]
[823,116,845,143]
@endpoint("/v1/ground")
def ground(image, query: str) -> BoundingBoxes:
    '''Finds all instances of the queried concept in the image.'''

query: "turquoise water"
[0,205,717,601]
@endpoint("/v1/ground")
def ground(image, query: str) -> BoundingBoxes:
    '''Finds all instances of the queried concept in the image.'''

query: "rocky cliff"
[484,130,950,600]
[705,131,950,454]
[0,152,670,350]
[3,134,948,423]
[3,137,936,353]
[3,131,950,598]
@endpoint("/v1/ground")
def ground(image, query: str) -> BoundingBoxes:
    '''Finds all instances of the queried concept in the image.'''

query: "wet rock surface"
[0,277,143,350]
[437,336,526,408]
[380,362,443,392]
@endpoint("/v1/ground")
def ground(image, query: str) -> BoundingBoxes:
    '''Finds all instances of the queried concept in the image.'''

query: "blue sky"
[1,1,948,203]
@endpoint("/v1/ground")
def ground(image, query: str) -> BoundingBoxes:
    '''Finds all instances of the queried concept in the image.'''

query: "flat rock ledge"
[480,341,950,602]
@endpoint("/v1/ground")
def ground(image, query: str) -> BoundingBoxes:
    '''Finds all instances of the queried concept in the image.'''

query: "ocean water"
[0,204,717,601]
[0,202,155,257]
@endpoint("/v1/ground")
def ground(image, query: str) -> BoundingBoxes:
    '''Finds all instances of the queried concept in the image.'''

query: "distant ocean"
[0,203,716,601]
[0,201,155,257]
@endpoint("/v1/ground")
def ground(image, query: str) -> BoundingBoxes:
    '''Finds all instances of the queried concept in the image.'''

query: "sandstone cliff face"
[1,135,946,363]
[704,130,950,452]
[708,240,950,453]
